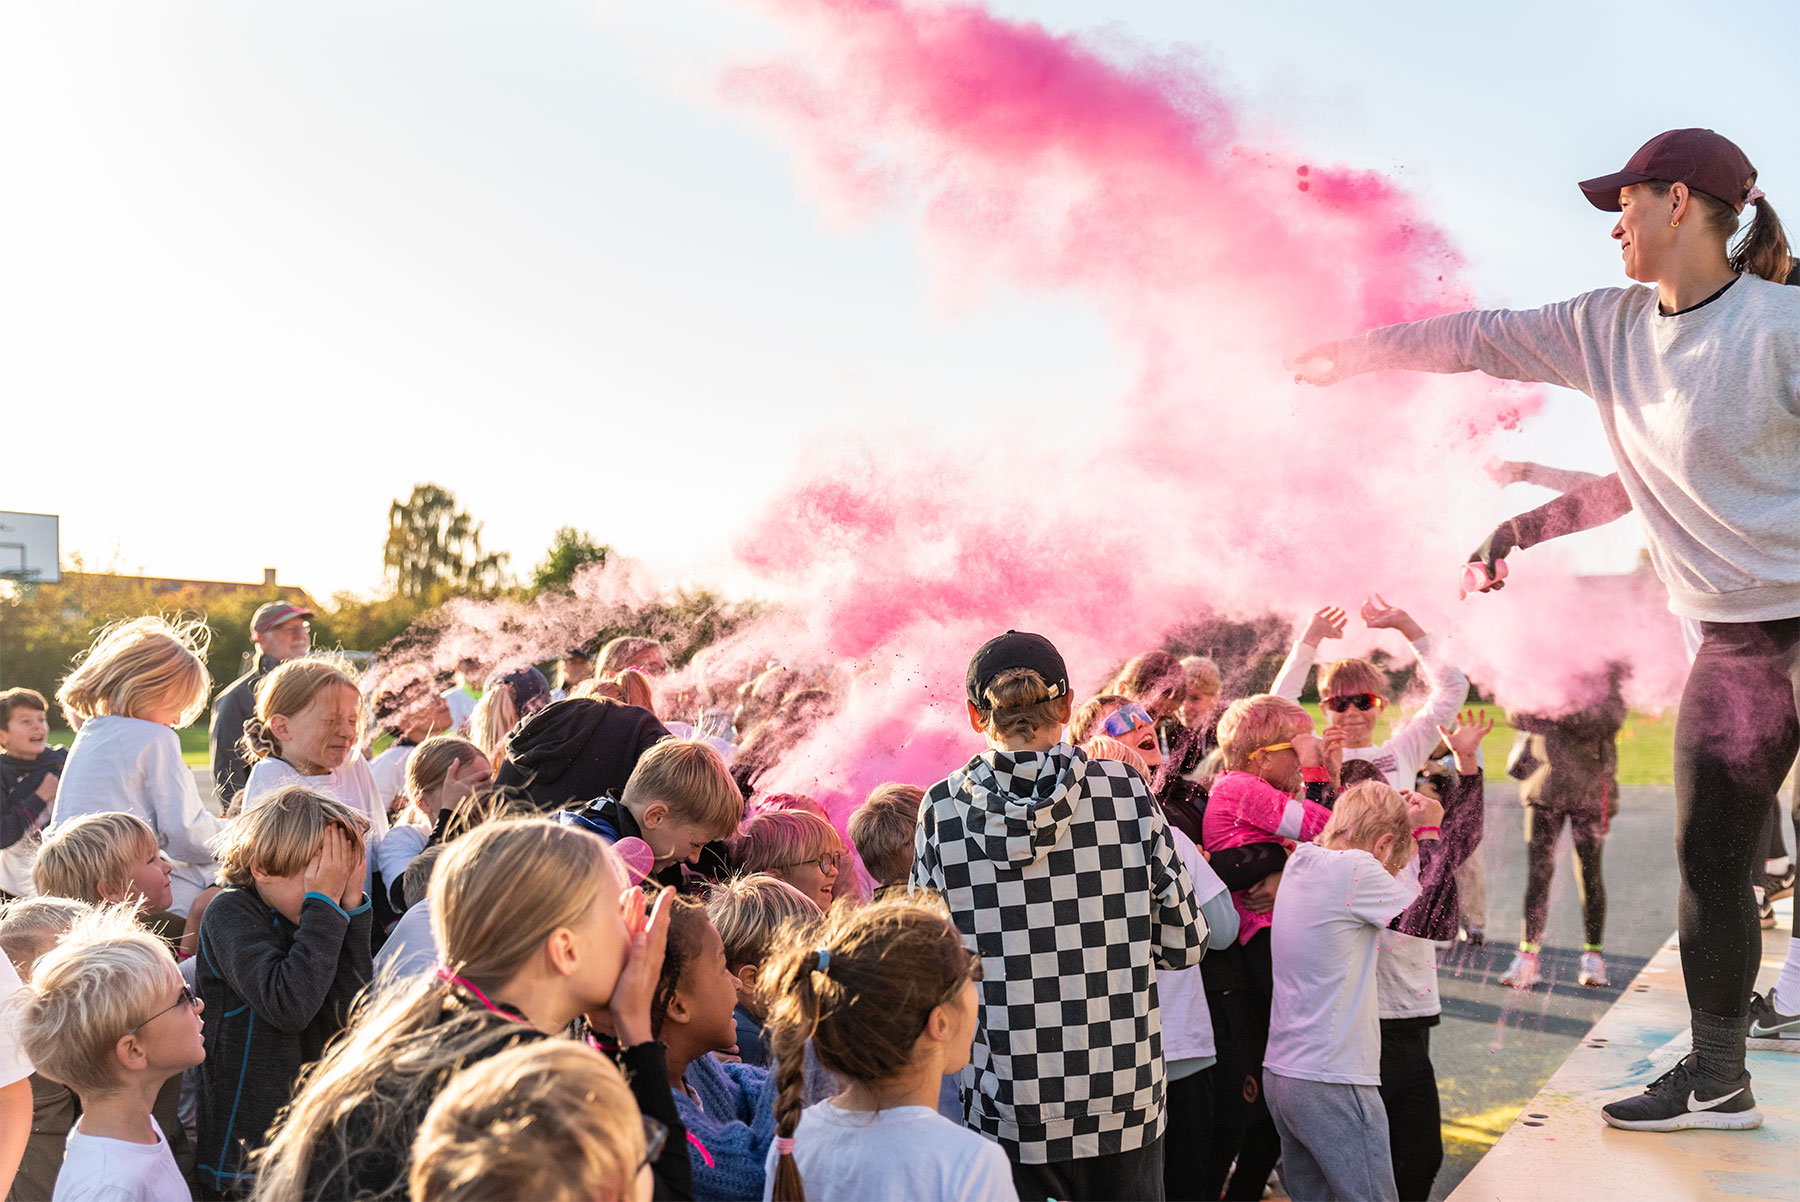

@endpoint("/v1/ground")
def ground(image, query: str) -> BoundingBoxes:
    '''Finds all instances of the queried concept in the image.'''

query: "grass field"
[1298,704,1677,786]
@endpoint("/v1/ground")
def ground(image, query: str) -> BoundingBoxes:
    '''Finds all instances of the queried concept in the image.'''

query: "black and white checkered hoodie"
[911,743,1205,1164]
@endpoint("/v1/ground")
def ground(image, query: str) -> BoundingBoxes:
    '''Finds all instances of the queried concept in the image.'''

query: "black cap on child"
[965,631,1069,709]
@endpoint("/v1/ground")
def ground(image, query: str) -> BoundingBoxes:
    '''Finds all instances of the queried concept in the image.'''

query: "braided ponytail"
[761,948,824,1202]
[759,898,977,1202]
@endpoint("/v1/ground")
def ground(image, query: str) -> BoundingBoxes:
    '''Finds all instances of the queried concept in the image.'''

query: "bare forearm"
[0,1079,30,1198]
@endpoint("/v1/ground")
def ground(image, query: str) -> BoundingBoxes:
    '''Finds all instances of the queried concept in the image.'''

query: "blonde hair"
[973,668,1068,743]
[1317,780,1415,870]
[239,655,362,765]
[401,845,444,910]
[731,808,840,877]
[56,616,211,728]
[1317,657,1387,701]
[17,904,180,1095]
[1082,734,1150,776]
[1180,656,1222,694]
[408,1041,645,1202]
[761,899,977,1202]
[33,812,159,904]
[250,819,626,1201]
[467,686,517,766]
[613,668,655,713]
[1218,694,1310,771]
[215,786,368,888]
[847,783,922,887]
[0,895,90,976]
[401,735,484,822]
[1069,693,1130,743]
[621,738,741,835]
[597,637,662,679]
[705,874,821,970]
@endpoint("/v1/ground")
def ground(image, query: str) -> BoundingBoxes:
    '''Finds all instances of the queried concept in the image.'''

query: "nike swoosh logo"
[1688,1088,1746,1112]
[1749,1017,1800,1036]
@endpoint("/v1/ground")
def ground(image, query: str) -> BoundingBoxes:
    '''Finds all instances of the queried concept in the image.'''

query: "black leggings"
[1378,1023,1442,1202]
[1674,618,1800,1017]
[1522,806,1607,948]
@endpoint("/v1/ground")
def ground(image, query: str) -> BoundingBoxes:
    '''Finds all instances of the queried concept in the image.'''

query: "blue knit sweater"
[674,1053,778,1202]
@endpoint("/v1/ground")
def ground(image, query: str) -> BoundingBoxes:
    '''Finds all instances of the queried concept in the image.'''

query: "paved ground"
[1427,783,1685,1199]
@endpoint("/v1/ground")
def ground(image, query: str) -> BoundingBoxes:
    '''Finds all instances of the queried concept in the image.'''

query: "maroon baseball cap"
[251,600,312,634]
[1579,128,1759,213]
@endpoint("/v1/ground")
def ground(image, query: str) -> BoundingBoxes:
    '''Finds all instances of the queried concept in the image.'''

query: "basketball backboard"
[0,511,59,583]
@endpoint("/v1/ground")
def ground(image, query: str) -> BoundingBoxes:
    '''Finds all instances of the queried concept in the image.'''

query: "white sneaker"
[1578,951,1610,987]
[1501,950,1541,989]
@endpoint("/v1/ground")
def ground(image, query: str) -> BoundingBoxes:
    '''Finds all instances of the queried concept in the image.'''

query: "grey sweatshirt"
[1343,273,1800,622]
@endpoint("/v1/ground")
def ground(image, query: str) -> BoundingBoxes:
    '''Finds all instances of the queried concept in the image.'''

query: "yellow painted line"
[1441,1102,1526,1149]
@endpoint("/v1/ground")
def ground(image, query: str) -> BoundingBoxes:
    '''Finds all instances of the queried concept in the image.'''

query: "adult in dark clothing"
[209,601,312,807]
[493,696,671,810]
[1502,664,1629,991]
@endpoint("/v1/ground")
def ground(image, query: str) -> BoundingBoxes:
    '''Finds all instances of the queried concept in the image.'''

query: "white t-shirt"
[244,756,390,841]
[374,898,438,989]
[52,716,226,914]
[52,1117,189,1202]
[1375,858,1439,1020]
[0,955,33,1086]
[1265,842,1418,1086]
[441,685,478,735]
[375,822,429,899]
[1160,829,1227,1063]
[368,742,417,810]
[760,1101,1017,1202]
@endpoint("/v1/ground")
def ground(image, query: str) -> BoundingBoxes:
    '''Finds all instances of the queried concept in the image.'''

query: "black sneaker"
[1766,865,1796,904]
[1757,885,1776,929]
[1600,1053,1762,1131]
[1748,990,1800,1050]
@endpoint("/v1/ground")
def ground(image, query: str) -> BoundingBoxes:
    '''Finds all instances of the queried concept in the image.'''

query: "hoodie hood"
[947,743,1086,868]
[494,697,670,809]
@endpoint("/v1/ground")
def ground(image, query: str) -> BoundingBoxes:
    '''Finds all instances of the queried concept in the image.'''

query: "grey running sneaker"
[1748,990,1800,1050]
[1601,1053,1761,1131]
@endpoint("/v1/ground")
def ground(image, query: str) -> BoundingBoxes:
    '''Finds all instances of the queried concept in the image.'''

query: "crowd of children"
[0,592,1790,1202]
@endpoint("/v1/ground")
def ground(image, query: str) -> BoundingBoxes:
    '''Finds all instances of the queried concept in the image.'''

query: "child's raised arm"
[1270,607,1346,702]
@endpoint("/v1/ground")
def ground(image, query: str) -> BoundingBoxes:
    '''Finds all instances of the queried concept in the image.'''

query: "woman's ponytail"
[1730,195,1794,283]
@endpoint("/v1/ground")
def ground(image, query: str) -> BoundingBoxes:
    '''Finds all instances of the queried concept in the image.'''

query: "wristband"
[1301,766,1331,783]
[1411,825,1441,839]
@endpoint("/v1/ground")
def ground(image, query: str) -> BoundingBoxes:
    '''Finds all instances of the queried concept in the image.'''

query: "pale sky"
[4,0,1794,600]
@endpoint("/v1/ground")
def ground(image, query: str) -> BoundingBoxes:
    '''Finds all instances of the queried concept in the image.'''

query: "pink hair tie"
[773,1136,796,1156]
[1745,186,1767,205]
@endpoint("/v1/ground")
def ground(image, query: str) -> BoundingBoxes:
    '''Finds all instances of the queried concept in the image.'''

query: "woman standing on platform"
[1293,127,1798,1133]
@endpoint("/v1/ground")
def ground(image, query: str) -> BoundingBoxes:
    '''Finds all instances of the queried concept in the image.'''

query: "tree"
[530,527,612,593]
[382,484,507,601]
